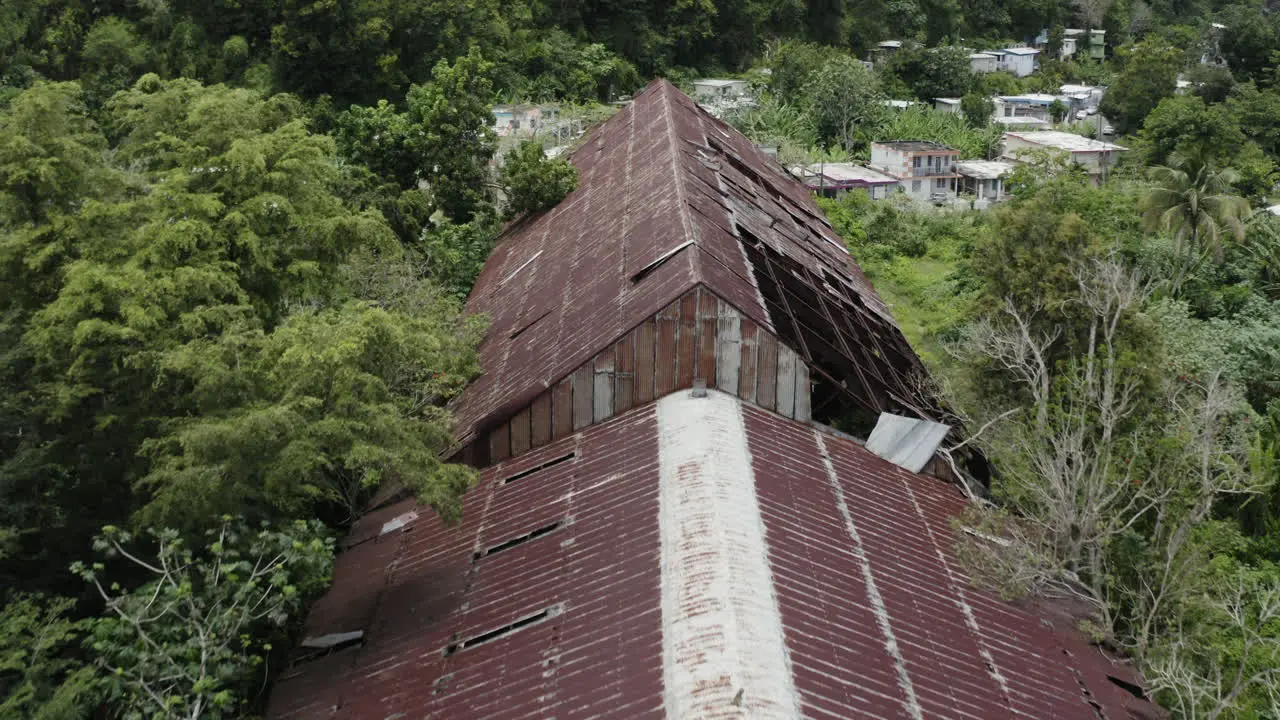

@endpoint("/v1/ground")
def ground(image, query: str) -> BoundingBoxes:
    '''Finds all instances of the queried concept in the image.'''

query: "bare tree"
[954,260,1268,647]
[1145,578,1280,720]
[1073,0,1114,32]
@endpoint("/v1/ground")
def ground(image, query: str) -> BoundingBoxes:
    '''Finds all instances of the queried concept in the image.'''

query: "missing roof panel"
[500,451,576,486]
[474,520,565,560]
[443,605,563,656]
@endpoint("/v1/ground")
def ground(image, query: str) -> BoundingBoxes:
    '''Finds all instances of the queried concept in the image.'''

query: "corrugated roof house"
[266,79,1161,720]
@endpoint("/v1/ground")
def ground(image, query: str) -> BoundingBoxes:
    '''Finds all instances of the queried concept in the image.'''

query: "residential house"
[872,39,904,63]
[1060,84,1105,112]
[266,79,1160,720]
[1002,130,1127,184]
[791,163,900,199]
[1034,30,1078,60]
[969,52,998,73]
[492,104,558,138]
[995,93,1058,121]
[992,115,1051,131]
[1000,46,1040,77]
[691,78,749,100]
[870,140,960,204]
[956,160,1016,205]
[934,97,962,114]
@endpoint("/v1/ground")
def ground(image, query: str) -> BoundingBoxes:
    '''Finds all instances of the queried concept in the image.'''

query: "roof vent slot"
[500,451,576,486]
[865,413,951,473]
[474,519,566,560]
[443,605,562,656]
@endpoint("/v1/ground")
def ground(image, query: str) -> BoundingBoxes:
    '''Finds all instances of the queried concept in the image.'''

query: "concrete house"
[934,97,962,114]
[870,140,960,204]
[1000,46,1040,76]
[266,80,1160,720]
[1002,130,1128,184]
[969,52,998,73]
[956,160,1016,206]
[691,78,749,100]
[995,93,1058,121]
[791,163,900,200]
[1034,30,1078,60]
[492,104,558,138]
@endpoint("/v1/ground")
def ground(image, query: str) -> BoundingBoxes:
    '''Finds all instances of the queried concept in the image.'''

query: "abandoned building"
[266,80,1160,720]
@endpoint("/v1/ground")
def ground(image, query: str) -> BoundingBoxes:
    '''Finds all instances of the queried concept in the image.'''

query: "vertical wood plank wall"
[485,285,811,465]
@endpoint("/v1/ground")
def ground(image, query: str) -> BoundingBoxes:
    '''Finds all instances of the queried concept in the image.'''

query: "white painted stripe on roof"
[658,390,800,719]
[814,430,925,720]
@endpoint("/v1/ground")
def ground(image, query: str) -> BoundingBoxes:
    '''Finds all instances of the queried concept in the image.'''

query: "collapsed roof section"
[454,79,943,457]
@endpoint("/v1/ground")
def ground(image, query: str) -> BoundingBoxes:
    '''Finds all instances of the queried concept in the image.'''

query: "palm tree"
[1138,151,1250,293]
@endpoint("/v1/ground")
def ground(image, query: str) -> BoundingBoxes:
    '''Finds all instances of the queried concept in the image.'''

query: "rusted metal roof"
[268,391,1160,719]
[454,78,937,451]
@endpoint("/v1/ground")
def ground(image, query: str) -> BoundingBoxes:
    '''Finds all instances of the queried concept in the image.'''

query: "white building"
[1059,84,1104,111]
[869,141,960,205]
[790,163,900,200]
[1000,47,1040,77]
[995,93,1058,121]
[1001,131,1127,184]
[934,97,962,114]
[492,105,559,138]
[970,52,998,73]
[692,79,749,100]
[956,160,1016,205]
[992,115,1051,131]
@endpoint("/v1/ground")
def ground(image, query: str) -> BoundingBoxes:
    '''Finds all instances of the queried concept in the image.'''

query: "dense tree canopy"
[3,0,1279,716]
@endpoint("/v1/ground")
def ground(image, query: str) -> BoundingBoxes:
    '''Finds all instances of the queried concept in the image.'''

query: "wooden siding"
[474,286,813,466]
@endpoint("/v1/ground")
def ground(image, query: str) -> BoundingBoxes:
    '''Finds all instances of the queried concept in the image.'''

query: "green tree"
[1140,152,1250,293]
[1099,38,1182,135]
[805,54,887,151]
[0,76,483,591]
[1136,94,1246,166]
[0,594,96,719]
[406,49,498,222]
[887,44,971,101]
[72,519,335,719]
[499,141,578,218]
[961,92,994,128]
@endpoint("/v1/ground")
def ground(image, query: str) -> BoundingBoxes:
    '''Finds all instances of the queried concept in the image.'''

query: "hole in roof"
[630,240,694,283]
[501,250,543,285]
[443,605,562,656]
[1107,675,1150,701]
[500,451,576,486]
[474,520,565,561]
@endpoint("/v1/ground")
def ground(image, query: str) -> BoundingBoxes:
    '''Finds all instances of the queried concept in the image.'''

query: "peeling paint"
[658,390,801,719]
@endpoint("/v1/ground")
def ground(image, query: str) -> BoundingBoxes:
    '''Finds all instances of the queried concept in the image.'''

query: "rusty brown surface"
[269,401,1159,720]
[452,79,941,455]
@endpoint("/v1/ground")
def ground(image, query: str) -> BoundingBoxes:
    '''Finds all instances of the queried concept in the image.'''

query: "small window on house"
[936,178,946,189]
[913,156,921,168]
[912,180,921,192]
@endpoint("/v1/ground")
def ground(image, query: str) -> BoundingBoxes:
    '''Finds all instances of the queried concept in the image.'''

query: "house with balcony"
[1002,130,1127,185]
[870,141,960,204]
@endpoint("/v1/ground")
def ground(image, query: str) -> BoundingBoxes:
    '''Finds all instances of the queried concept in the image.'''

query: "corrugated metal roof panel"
[865,412,952,472]
[453,79,938,451]
[270,396,1162,720]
